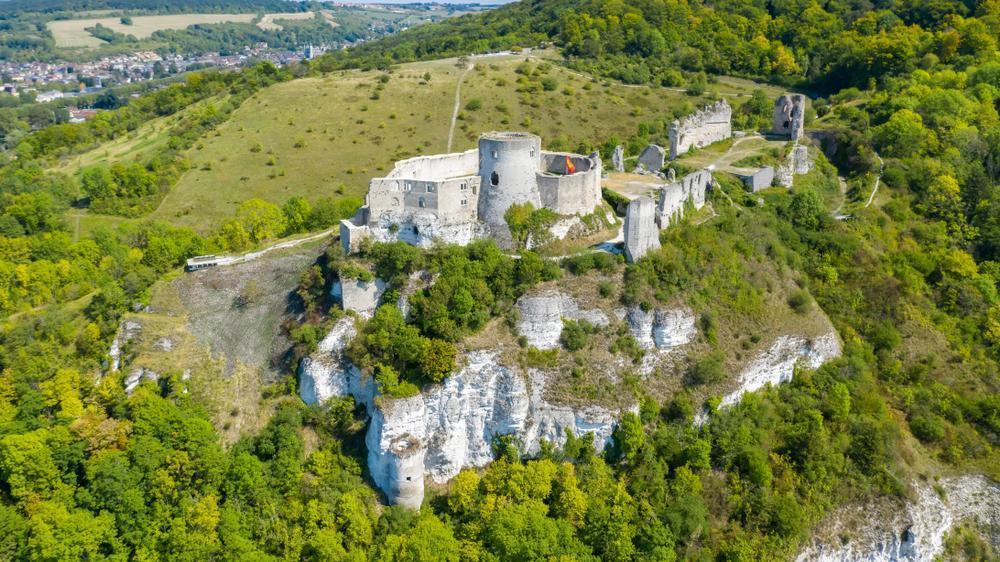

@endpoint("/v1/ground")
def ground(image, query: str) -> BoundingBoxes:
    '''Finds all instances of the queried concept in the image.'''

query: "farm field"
[134,53,780,231]
[257,11,331,30]
[48,13,258,47]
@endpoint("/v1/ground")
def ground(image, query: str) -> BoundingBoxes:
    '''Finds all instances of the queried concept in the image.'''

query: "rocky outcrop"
[625,307,697,350]
[124,367,158,394]
[298,317,373,406]
[109,320,142,372]
[368,352,624,495]
[516,291,609,349]
[298,321,627,509]
[796,475,1000,561]
[368,213,490,248]
[719,332,840,409]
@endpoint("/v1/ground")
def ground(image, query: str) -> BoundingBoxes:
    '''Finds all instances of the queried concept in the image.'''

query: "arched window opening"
[490,171,499,186]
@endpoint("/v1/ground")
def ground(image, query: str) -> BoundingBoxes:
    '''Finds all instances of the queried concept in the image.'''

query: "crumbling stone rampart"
[624,196,660,263]
[773,94,806,140]
[668,100,732,159]
[656,169,713,227]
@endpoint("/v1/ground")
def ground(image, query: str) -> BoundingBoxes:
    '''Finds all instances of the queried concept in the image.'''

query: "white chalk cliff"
[625,306,697,350]
[720,332,841,408]
[796,474,999,561]
[516,291,609,350]
[694,332,842,425]
[299,318,624,509]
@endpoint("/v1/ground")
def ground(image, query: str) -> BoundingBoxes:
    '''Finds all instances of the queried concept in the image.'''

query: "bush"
[560,319,597,351]
[689,351,726,385]
[910,415,946,443]
[787,289,811,313]
[464,99,482,111]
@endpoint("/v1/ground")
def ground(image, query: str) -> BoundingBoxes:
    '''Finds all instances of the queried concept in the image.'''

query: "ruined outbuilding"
[737,166,775,192]
[624,196,660,263]
[774,94,806,140]
[668,100,732,159]
[341,132,603,251]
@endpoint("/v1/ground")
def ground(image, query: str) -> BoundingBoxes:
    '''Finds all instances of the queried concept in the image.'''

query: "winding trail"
[865,152,884,208]
[190,228,334,270]
[832,176,850,220]
[446,61,474,153]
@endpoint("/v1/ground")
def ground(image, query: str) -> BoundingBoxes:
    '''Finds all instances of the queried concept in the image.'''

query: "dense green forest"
[0,0,996,559]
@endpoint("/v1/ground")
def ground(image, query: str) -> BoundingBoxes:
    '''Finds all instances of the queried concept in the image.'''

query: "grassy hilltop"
[64,52,783,233]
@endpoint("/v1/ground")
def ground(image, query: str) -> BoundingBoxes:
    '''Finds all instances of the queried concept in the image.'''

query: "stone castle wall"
[774,94,805,140]
[668,100,732,159]
[657,169,712,228]
[347,132,604,252]
[385,149,478,180]
[537,152,602,215]
[624,196,659,263]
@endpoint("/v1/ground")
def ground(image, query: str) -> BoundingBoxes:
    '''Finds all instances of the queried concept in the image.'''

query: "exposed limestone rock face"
[612,145,625,172]
[109,320,142,372]
[298,317,367,406]
[124,367,158,395]
[626,307,697,350]
[719,332,841,408]
[796,474,1000,562]
[363,351,626,507]
[624,197,660,263]
[637,144,666,172]
[368,214,489,249]
[516,291,610,349]
[298,326,627,508]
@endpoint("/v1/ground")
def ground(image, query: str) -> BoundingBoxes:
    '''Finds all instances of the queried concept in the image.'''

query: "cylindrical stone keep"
[477,132,542,226]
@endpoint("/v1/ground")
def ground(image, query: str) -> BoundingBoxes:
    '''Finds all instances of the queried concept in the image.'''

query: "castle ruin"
[656,168,713,228]
[341,132,602,251]
[773,94,805,140]
[624,197,660,263]
[668,100,732,159]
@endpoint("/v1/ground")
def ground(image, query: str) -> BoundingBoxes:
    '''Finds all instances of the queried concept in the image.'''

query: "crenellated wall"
[668,100,732,159]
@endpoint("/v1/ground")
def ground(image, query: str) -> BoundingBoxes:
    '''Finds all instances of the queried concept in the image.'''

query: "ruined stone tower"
[624,196,660,263]
[773,94,806,140]
[477,132,543,228]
